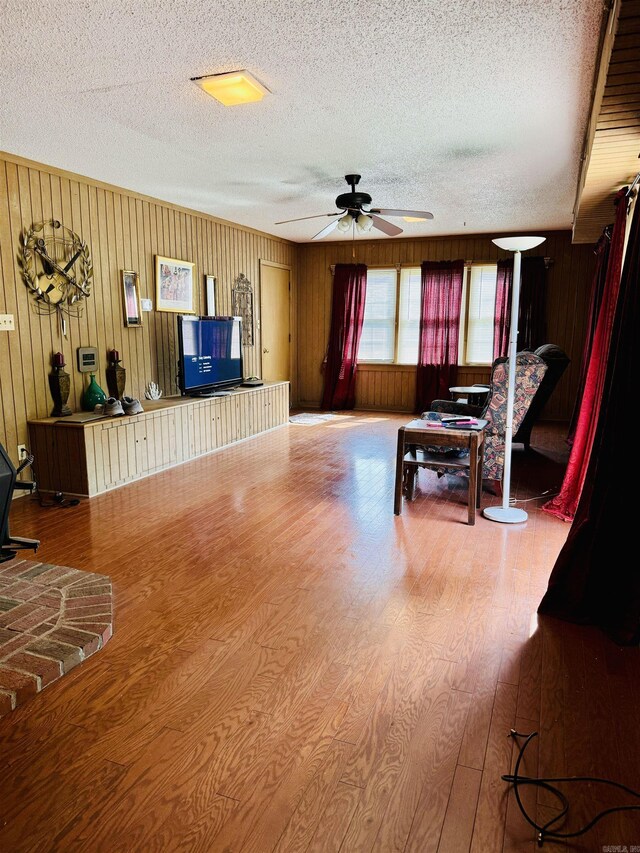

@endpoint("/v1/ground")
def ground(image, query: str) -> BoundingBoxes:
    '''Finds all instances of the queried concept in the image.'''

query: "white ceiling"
[0,0,604,243]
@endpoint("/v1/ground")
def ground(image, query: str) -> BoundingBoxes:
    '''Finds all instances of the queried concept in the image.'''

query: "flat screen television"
[177,315,243,396]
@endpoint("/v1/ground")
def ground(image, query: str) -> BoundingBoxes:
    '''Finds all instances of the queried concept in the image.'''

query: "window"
[357,268,397,362]
[460,264,498,365]
[397,267,421,363]
[357,263,497,366]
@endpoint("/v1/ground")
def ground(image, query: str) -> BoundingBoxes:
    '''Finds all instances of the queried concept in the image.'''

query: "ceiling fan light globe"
[336,214,353,232]
[356,214,373,233]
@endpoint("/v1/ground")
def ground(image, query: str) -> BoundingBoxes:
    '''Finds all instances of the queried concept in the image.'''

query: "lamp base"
[482,506,528,524]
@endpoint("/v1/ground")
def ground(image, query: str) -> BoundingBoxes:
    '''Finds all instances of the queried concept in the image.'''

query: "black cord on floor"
[502,730,640,847]
[24,452,80,508]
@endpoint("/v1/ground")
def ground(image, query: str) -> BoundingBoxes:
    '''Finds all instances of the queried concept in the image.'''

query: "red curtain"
[414,260,464,413]
[543,189,628,522]
[493,257,547,359]
[493,259,512,359]
[538,190,638,645]
[321,263,367,410]
[566,230,611,444]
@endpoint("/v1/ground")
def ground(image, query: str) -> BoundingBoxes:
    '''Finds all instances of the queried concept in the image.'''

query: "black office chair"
[0,443,40,564]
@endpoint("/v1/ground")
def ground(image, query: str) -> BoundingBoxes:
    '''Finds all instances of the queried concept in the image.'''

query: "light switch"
[141,298,153,312]
[0,314,15,331]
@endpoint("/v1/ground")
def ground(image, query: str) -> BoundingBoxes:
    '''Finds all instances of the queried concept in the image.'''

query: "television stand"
[28,381,290,497]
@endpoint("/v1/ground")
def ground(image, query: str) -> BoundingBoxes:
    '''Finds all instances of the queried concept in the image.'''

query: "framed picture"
[205,274,216,316]
[122,270,143,327]
[155,255,195,314]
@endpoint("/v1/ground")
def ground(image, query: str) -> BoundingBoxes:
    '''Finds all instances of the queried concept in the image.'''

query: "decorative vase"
[48,352,72,417]
[106,349,126,399]
[82,373,106,411]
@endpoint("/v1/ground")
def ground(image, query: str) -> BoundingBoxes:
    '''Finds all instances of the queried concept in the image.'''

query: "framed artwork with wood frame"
[155,255,195,314]
[122,270,143,327]
[205,274,216,316]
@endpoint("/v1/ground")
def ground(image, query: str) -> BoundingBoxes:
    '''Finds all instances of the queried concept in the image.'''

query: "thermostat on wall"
[77,346,98,372]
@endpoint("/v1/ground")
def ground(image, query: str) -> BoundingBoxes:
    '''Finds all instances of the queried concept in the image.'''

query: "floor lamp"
[483,235,546,524]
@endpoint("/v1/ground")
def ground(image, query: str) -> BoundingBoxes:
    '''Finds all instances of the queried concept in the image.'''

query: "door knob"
[263,348,269,353]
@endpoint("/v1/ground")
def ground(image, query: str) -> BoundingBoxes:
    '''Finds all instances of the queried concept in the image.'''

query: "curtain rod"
[329,257,554,274]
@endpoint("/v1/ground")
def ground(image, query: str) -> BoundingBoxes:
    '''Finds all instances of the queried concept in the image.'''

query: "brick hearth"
[0,559,113,719]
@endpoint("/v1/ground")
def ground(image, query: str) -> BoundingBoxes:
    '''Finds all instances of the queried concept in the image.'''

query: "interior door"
[260,262,290,381]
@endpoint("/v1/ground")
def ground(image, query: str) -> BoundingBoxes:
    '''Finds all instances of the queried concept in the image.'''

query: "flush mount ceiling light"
[191,70,269,106]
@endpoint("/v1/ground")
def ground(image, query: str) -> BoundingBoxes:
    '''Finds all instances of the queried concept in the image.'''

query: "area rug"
[289,413,348,425]
[0,558,113,720]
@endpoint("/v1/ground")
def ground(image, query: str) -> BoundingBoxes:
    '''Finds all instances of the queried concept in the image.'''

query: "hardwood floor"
[1,413,638,852]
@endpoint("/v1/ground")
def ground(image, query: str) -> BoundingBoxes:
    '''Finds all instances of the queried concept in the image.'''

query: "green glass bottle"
[82,373,107,411]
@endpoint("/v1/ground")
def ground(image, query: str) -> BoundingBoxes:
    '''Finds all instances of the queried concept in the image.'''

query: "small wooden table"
[394,418,487,524]
[449,385,491,406]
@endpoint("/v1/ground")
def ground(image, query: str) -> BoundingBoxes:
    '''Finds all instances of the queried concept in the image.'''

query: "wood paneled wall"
[0,152,297,465]
[296,232,595,418]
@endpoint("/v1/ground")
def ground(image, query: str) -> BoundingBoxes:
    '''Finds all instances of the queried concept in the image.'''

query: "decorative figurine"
[48,351,72,417]
[106,349,126,399]
[144,381,163,400]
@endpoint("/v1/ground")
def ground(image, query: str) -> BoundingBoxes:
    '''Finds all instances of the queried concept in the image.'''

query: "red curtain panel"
[493,259,512,359]
[543,189,628,522]
[566,229,611,445]
[493,257,547,360]
[539,190,639,645]
[321,263,367,410]
[414,260,464,413]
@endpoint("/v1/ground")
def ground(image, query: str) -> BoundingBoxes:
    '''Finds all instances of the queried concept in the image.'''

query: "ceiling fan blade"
[371,215,403,237]
[275,213,337,224]
[312,218,341,240]
[370,208,434,220]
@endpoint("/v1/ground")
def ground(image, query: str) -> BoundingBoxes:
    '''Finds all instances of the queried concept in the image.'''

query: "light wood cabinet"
[28,382,289,497]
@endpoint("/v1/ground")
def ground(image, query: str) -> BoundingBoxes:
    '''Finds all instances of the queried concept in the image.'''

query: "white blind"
[358,268,397,361]
[465,264,497,364]
[397,267,421,363]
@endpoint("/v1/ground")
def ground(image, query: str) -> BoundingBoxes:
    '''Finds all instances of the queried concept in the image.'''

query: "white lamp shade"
[337,214,353,232]
[492,236,546,252]
[356,213,373,233]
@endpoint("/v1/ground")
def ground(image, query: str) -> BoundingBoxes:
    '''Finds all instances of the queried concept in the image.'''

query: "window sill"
[357,362,417,372]
[357,363,491,371]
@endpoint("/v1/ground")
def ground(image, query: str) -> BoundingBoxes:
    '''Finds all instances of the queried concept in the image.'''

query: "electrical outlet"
[0,314,15,331]
[17,444,28,460]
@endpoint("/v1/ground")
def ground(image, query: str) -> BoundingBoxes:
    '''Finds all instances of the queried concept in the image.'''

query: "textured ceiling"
[0,0,604,243]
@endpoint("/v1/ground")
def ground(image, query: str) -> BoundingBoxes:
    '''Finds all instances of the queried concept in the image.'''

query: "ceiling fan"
[275,174,434,239]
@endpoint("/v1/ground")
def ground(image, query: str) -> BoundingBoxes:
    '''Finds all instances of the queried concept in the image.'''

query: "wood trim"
[573,0,621,223]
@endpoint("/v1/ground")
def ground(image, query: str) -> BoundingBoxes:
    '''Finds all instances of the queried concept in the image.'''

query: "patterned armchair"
[427,352,548,486]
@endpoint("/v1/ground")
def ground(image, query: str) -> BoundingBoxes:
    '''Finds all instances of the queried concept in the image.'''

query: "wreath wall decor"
[19,219,93,337]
